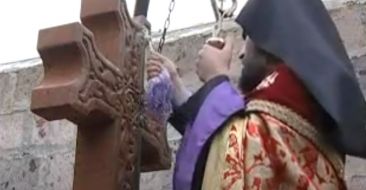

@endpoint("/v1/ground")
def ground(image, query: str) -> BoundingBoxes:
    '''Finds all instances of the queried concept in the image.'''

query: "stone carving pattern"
[75,30,144,189]
[75,2,170,186]
[120,1,171,172]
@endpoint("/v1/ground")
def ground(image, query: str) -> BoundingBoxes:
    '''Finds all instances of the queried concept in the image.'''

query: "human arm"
[146,36,244,135]
[168,36,245,135]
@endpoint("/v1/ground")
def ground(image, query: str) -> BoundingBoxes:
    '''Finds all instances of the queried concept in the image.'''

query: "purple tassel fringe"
[145,68,173,123]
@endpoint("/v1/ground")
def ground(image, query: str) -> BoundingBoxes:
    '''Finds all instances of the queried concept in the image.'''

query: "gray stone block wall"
[1,1,366,189]
[0,60,76,190]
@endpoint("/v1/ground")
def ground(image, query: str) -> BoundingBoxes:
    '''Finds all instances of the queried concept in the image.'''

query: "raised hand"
[196,36,234,82]
[146,52,191,107]
[147,52,179,80]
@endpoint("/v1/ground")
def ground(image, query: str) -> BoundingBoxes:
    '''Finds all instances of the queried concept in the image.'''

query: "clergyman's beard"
[239,55,269,94]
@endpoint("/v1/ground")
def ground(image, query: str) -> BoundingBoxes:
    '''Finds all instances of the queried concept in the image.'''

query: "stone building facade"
[1,1,366,189]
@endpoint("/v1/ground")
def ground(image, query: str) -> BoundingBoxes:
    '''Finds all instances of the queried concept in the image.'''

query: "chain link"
[158,0,176,53]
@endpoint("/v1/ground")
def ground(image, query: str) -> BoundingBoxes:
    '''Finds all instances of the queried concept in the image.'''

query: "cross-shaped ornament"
[31,0,171,189]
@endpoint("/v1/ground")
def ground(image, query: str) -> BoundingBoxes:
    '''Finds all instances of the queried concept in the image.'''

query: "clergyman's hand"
[196,36,233,82]
[146,52,191,107]
[147,52,179,80]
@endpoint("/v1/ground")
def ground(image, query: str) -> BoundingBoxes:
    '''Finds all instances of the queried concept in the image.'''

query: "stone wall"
[0,59,76,190]
[1,1,366,189]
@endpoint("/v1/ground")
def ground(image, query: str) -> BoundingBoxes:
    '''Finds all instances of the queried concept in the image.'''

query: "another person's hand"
[196,36,234,82]
[147,52,179,80]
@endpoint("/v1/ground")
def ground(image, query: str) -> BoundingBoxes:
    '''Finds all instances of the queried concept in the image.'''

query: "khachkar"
[30,0,171,189]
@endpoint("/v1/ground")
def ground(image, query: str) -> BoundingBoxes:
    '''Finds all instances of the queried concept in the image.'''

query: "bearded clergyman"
[146,0,366,189]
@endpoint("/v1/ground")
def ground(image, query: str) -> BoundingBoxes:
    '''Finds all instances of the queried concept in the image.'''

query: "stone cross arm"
[32,23,117,125]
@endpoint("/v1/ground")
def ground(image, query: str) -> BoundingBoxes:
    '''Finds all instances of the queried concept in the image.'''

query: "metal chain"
[217,0,224,36]
[220,0,224,11]
[157,0,176,53]
[212,0,224,37]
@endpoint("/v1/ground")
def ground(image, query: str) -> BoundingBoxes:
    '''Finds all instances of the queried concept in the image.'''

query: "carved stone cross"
[31,0,171,189]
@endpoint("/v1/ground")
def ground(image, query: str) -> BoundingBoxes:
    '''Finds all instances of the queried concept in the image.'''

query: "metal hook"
[208,0,237,49]
[210,0,237,21]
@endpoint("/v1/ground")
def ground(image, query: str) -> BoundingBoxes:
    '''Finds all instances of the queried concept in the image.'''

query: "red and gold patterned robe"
[202,65,345,190]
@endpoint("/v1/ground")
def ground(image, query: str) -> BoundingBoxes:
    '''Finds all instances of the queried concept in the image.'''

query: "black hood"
[236,0,366,157]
